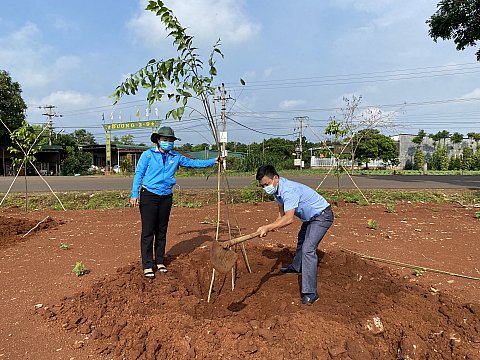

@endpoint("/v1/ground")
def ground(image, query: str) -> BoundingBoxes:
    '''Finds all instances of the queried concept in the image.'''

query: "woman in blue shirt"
[130,126,219,278]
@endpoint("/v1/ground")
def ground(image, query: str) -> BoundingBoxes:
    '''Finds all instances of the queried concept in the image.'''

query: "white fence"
[310,156,387,169]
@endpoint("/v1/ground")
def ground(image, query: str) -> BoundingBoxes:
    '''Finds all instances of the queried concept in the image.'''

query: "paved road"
[1,175,479,193]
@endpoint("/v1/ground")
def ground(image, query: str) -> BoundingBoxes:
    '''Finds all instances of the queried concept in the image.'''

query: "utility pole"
[40,105,62,145]
[294,116,305,169]
[215,83,231,170]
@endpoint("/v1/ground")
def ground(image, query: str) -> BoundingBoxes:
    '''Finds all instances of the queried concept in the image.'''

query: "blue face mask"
[264,183,277,195]
[159,141,174,151]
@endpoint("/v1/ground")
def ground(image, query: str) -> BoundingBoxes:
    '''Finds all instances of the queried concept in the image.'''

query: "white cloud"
[0,22,82,89]
[52,14,79,32]
[461,88,480,99]
[127,0,260,50]
[279,99,307,110]
[33,90,97,107]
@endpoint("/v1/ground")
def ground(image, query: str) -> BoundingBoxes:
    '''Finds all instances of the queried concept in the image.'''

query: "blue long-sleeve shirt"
[131,148,215,198]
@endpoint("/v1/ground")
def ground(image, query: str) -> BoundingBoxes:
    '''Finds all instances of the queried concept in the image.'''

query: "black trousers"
[139,188,173,270]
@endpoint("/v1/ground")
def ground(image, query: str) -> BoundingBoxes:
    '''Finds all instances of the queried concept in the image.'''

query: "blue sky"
[1,0,479,146]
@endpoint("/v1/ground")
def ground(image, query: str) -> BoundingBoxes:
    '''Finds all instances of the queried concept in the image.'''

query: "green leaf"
[172,108,178,120]
[177,106,185,119]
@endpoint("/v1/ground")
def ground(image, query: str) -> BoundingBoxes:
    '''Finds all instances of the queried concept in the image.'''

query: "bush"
[61,147,93,175]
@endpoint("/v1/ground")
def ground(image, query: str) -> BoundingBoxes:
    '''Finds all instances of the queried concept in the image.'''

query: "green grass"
[1,189,479,211]
[95,168,480,178]
[367,219,378,230]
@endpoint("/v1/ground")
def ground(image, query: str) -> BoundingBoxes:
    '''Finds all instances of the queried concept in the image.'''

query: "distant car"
[112,165,120,173]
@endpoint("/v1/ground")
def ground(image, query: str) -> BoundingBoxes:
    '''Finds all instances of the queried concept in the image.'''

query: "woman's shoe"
[156,264,168,273]
[143,268,155,279]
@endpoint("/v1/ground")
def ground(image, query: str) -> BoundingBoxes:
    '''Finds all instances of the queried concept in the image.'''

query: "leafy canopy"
[0,70,27,146]
[427,0,480,60]
[113,0,225,122]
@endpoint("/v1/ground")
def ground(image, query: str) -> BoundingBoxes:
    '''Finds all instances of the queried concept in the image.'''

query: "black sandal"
[143,268,155,279]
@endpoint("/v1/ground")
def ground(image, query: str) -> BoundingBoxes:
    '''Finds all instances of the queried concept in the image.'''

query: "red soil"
[1,201,479,359]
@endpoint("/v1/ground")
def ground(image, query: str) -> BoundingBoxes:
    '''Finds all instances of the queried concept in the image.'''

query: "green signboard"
[102,120,161,131]
[103,120,160,172]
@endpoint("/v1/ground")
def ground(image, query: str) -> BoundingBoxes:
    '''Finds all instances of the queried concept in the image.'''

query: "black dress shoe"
[280,267,300,274]
[301,293,319,305]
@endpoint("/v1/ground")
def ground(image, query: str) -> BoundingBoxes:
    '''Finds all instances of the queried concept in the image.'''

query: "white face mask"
[263,178,277,195]
[263,184,276,195]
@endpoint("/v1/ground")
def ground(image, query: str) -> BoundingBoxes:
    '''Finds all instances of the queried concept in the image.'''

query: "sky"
[1,0,479,147]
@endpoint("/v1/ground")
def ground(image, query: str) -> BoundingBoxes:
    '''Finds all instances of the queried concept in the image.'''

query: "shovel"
[210,231,261,273]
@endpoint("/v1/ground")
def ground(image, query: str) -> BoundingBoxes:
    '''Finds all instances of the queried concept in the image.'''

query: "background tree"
[461,145,474,171]
[449,154,461,170]
[427,0,480,61]
[112,134,135,145]
[467,132,480,149]
[177,142,193,152]
[431,145,449,170]
[72,129,97,146]
[412,129,427,170]
[412,129,427,148]
[429,132,441,148]
[439,130,451,146]
[61,146,93,175]
[0,70,27,150]
[352,129,398,169]
[450,131,464,156]
[413,148,425,170]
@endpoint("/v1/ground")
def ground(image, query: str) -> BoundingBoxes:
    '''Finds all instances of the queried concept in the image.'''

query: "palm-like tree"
[450,132,463,156]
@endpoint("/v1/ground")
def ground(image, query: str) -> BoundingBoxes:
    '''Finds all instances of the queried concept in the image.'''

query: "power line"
[222,63,480,91]
[226,116,295,137]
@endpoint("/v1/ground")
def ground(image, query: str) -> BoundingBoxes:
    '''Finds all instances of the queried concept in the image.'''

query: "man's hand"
[130,198,138,207]
[257,225,270,237]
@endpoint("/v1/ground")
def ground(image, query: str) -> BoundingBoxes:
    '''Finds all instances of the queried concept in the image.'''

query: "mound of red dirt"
[38,244,480,360]
[0,215,58,249]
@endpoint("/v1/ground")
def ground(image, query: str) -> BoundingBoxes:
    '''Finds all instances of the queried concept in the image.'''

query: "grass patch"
[367,219,378,230]
[1,189,479,211]
[72,261,88,276]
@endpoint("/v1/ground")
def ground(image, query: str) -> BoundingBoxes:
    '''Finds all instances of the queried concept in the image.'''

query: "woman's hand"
[130,198,138,207]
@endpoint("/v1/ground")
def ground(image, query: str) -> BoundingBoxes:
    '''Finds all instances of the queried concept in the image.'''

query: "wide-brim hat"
[151,126,181,142]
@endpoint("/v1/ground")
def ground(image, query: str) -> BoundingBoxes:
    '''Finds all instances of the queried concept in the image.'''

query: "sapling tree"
[111,0,248,296]
[112,0,240,147]
[7,122,40,212]
[328,96,397,173]
[325,119,349,194]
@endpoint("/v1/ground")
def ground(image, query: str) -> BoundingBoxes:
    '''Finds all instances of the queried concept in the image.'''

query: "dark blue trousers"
[290,206,334,294]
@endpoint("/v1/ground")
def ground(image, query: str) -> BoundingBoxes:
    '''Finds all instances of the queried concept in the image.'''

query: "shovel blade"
[210,241,238,273]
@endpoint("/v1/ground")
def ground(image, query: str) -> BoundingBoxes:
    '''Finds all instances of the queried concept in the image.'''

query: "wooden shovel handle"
[222,231,262,248]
